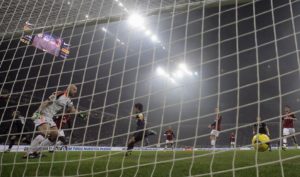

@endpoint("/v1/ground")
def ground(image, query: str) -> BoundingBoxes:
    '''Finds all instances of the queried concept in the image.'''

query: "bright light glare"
[173,70,184,79]
[179,63,187,70]
[179,63,193,76]
[194,72,198,76]
[156,67,166,76]
[128,13,145,28]
[151,35,158,42]
[102,27,107,32]
[145,30,152,36]
[170,78,176,84]
[85,14,89,18]
[118,2,124,7]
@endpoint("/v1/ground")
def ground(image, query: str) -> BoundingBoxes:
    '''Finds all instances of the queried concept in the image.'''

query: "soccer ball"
[252,134,270,152]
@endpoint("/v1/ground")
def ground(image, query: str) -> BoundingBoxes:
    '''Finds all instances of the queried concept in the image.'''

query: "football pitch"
[1,150,299,177]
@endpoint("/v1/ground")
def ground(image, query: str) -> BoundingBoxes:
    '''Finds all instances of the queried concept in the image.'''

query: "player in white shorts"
[48,114,72,152]
[208,108,222,148]
[282,105,297,150]
[24,84,85,158]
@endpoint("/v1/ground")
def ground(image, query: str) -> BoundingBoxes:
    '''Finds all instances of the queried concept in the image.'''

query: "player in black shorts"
[253,116,271,151]
[5,111,32,152]
[126,103,146,156]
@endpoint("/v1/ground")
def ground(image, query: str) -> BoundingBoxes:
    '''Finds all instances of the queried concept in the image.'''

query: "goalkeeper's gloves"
[31,112,41,120]
[78,112,88,120]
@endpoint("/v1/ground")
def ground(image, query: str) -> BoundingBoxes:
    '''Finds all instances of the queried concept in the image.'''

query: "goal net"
[0,0,300,176]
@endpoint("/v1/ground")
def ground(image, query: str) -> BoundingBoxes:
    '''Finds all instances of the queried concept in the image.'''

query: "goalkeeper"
[126,103,146,156]
[253,116,271,151]
[24,84,88,158]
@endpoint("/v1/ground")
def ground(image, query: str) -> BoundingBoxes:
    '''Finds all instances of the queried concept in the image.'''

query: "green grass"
[0,150,299,177]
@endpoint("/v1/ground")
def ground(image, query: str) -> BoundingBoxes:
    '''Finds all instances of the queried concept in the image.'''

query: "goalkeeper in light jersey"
[24,84,87,158]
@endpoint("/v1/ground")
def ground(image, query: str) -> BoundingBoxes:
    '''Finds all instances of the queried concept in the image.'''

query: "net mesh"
[1,0,300,177]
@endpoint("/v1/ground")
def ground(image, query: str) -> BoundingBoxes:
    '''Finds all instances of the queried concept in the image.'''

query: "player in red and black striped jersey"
[230,132,235,148]
[282,105,298,149]
[164,127,175,149]
[208,108,222,148]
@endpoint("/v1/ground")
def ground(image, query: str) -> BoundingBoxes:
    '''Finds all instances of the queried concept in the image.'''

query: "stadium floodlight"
[145,30,152,36]
[170,78,176,84]
[156,67,166,76]
[127,13,145,28]
[173,70,184,79]
[118,2,124,7]
[151,35,158,42]
[178,63,193,76]
[178,63,187,70]
[101,27,107,32]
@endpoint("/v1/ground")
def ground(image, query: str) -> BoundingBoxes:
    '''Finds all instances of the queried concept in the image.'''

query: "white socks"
[211,140,216,146]
[28,135,45,154]
[39,138,54,151]
[283,137,287,147]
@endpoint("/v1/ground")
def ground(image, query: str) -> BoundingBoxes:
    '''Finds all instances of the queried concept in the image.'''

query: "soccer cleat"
[48,146,55,153]
[26,152,46,159]
[282,146,287,151]
[22,154,28,159]
[4,149,11,153]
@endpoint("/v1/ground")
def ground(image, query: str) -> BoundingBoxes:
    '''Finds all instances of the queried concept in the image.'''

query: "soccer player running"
[5,111,32,152]
[126,103,146,156]
[25,84,84,158]
[208,108,222,148]
[164,126,175,149]
[282,105,298,150]
[253,116,271,151]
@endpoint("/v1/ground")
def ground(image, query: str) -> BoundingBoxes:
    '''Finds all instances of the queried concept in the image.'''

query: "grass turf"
[0,150,299,177]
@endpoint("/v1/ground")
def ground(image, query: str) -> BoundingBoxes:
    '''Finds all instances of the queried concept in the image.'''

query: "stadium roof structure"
[0,0,251,39]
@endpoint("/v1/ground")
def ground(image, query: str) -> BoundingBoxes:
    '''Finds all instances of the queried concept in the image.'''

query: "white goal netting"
[0,0,300,177]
